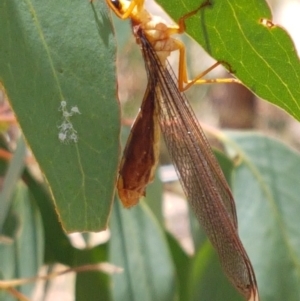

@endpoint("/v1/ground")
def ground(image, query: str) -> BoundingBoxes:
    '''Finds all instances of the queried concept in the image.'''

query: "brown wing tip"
[117,176,144,208]
[117,187,143,208]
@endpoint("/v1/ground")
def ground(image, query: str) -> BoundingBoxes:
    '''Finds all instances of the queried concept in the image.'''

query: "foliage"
[0,0,300,300]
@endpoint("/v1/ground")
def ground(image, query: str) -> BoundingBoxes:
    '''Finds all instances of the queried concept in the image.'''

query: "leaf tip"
[248,288,260,301]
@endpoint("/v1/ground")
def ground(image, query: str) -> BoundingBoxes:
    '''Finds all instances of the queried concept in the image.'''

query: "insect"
[57,100,81,143]
[106,0,259,300]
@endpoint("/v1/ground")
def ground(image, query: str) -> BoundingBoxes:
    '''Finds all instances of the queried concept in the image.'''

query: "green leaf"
[0,137,26,231]
[214,149,235,187]
[74,244,111,301]
[157,0,300,120]
[0,183,44,299]
[23,167,74,265]
[109,200,176,301]
[188,241,243,301]
[188,208,206,251]
[144,170,164,226]
[166,232,191,301]
[0,0,120,232]
[223,132,300,301]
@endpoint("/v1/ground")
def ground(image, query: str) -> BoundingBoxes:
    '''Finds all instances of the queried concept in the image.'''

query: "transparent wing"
[136,28,258,301]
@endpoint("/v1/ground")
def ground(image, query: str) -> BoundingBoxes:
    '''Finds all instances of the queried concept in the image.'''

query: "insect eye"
[111,0,121,10]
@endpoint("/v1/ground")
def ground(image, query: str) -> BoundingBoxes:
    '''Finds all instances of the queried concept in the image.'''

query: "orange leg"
[105,0,240,91]
[167,1,241,91]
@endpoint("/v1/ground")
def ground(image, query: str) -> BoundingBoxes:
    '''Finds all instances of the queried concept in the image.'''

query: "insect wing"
[117,86,160,207]
[137,28,259,301]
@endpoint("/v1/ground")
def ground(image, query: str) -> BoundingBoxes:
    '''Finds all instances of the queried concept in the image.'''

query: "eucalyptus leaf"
[224,132,300,301]
[0,0,120,232]
[157,0,300,120]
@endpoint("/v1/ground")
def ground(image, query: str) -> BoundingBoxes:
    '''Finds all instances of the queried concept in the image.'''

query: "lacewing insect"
[106,0,259,300]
